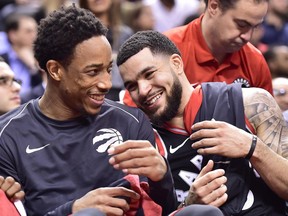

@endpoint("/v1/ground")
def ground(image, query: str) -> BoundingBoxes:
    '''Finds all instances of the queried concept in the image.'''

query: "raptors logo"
[93,128,123,153]
[233,78,251,88]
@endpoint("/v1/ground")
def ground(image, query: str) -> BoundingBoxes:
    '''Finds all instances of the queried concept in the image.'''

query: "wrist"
[245,135,257,160]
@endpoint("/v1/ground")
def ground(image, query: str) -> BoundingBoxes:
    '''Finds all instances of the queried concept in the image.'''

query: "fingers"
[209,191,228,207]
[197,160,214,178]
[193,169,226,192]
[191,165,227,206]
[108,140,151,155]
[107,187,140,200]
[191,120,229,140]
[0,176,24,201]
[108,140,166,181]
[0,176,4,186]
[9,190,25,202]
[192,120,219,131]
[73,187,140,215]
[0,176,15,191]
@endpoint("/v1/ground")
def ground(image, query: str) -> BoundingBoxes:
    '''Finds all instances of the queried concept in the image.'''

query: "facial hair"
[149,74,182,126]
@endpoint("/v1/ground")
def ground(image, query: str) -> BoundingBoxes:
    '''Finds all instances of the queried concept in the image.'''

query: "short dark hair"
[204,0,268,12]
[117,30,181,66]
[34,4,108,71]
[4,13,31,33]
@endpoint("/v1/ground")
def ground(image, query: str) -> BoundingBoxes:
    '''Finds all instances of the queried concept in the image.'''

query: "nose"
[240,28,254,42]
[11,80,21,92]
[97,72,112,91]
[138,80,151,98]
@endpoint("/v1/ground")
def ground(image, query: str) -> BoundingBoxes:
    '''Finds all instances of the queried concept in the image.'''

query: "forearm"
[44,200,74,216]
[250,139,288,200]
[148,159,178,215]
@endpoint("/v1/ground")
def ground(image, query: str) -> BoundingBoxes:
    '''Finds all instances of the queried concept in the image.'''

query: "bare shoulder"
[242,87,274,106]
[242,87,288,158]
[242,87,280,120]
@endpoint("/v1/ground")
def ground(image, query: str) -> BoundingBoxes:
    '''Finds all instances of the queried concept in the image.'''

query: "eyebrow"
[123,65,155,87]
[236,18,263,28]
[84,61,113,69]
[0,75,12,79]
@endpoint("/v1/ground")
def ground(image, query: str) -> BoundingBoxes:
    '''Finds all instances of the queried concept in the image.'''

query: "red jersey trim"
[183,85,203,134]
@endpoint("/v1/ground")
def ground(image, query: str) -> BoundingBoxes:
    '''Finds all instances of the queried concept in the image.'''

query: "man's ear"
[170,54,184,75]
[207,0,220,16]
[7,30,17,44]
[46,60,63,81]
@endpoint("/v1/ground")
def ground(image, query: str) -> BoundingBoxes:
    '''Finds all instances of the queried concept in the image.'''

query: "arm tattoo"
[243,88,288,159]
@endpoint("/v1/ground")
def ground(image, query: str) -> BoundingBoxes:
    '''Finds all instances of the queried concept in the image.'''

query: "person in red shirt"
[164,0,272,91]
[121,0,273,107]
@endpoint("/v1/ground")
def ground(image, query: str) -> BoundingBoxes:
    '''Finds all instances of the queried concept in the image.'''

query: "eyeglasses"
[0,76,22,87]
[273,88,287,96]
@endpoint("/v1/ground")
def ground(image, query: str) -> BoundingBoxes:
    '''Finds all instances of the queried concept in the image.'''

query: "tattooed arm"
[242,87,288,199]
[191,87,288,199]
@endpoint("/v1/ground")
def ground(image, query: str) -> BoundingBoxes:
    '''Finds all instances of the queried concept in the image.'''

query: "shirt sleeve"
[137,111,178,215]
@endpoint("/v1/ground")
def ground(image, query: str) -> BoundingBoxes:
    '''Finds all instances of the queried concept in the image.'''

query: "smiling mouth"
[89,94,105,101]
[144,92,162,106]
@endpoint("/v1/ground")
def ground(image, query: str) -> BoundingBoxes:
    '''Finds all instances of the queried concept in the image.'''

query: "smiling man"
[117,30,288,215]
[0,6,177,216]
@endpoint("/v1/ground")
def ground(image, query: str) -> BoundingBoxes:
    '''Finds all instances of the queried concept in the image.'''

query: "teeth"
[90,95,104,101]
[146,94,161,105]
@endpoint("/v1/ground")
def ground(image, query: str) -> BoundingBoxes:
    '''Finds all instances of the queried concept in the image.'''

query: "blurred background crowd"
[0,0,287,115]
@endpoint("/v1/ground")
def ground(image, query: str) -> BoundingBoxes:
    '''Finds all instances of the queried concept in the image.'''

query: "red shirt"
[163,14,273,94]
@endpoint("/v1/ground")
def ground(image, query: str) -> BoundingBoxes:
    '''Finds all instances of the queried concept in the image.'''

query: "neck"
[39,86,79,121]
[96,13,110,27]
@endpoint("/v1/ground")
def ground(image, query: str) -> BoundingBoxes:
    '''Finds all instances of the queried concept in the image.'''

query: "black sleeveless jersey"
[154,82,286,216]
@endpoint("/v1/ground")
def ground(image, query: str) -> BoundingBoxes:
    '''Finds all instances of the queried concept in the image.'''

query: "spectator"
[0,5,177,216]
[117,30,288,215]
[143,0,200,32]
[261,0,288,46]
[0,56,21,115]
[272,77,288,112]
[0,0,45,31]
[79,0,133,101]
[272,77,288,125]
[121,1,155,33]
[164,0,272,93]
[41,0,75,15]
[121,0,273,107]
[0,13,40,96]
[264,45,288,78]
[0,0,31,31]
[0,56,25,215]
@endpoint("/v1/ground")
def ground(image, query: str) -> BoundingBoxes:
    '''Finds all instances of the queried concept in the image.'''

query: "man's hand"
[108,140,167,182]
[191,120,253,158]
[0,176,25,201]
[72,187,140,215]
[185,160,227,207]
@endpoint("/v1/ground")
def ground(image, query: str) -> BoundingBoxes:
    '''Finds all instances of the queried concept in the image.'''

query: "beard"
[149,75,182,126]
